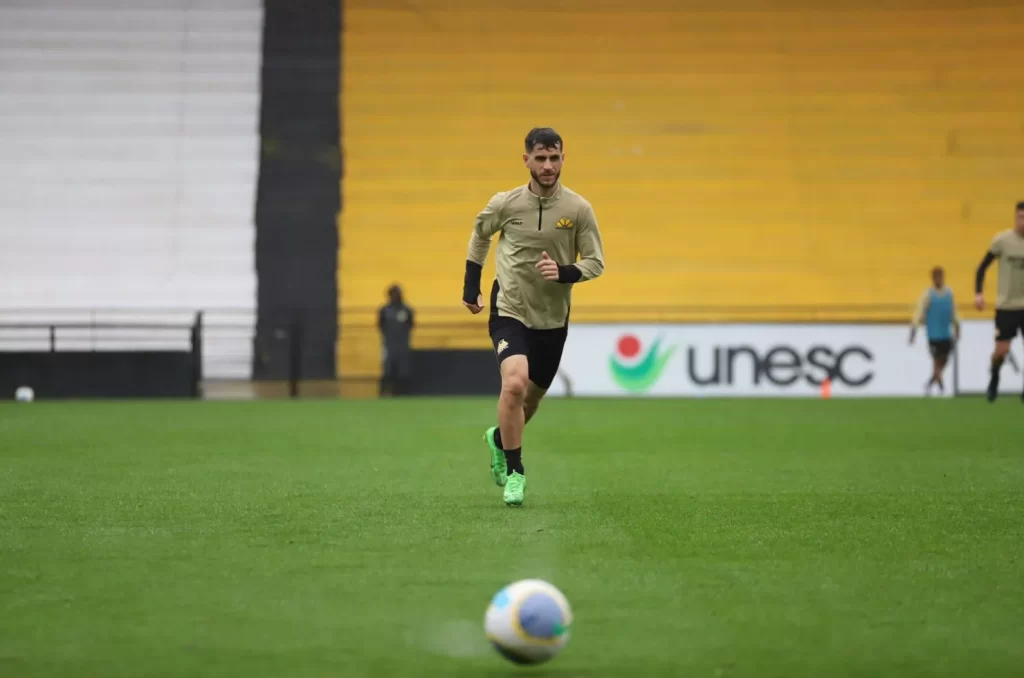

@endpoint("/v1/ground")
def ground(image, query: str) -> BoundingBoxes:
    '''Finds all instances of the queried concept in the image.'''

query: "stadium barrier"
[1,308,1016,399]
[0,315,203,399]
[405,350,502,396]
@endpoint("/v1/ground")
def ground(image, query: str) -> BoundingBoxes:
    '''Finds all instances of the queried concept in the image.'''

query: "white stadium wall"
[546,321,1021,398]
[0,0,263,378]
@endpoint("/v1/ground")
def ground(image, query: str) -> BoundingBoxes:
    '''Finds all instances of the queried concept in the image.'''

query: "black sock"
[504,447,524,475]
[493,427,504,450]
[988,358,1003,401]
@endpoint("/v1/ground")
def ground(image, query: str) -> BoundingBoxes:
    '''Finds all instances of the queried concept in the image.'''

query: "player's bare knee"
[994,342,1011,359]
[501,372,529,402]
[498,355,529,402]
[502,380,528,404]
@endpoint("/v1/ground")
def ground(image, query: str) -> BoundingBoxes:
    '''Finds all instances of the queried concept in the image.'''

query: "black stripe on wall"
[253,0,341,380]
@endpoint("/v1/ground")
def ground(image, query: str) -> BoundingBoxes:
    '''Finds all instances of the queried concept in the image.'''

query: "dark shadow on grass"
[474,667,606,677]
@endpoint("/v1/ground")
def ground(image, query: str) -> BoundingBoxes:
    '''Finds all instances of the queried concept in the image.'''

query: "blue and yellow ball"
[484,579,573,665]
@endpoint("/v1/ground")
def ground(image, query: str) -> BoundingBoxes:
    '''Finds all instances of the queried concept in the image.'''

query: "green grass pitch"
[1,397,1022,677]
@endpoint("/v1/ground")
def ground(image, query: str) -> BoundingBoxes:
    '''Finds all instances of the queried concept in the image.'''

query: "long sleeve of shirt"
[466,193,504,266]
[975,251,996,295]
[569,203,605,282]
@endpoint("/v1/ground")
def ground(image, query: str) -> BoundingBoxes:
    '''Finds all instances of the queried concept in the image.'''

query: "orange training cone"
[821,377,832,399]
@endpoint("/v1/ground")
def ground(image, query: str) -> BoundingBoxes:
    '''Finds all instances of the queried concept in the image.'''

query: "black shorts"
[928,339,952,361]
[488,315,567,390]
[995,309,1024,342]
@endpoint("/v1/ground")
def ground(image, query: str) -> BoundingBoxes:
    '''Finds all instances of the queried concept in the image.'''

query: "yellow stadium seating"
[339,0,1024,380]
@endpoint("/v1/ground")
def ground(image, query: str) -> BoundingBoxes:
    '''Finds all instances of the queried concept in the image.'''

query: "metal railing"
[0,302,986,392]
[337,301,988,325]
[0,308,256,380]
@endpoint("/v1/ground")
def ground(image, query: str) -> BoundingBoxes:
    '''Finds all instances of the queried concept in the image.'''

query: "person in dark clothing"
[378,284,414,396]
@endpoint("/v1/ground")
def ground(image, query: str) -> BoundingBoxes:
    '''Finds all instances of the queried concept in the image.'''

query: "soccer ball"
[14,386,34,403]
[484,579,573,665]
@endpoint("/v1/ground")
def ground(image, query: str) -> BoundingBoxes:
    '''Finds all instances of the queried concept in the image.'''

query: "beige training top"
[467,183,605,329]
[990,229,1024,310]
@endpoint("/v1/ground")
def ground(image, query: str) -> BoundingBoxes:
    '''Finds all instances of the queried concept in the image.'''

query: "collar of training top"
[524,182,562,205]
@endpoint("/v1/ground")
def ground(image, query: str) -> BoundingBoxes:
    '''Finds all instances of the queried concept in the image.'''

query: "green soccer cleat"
[484,426,507,487]
[503,472,526,507]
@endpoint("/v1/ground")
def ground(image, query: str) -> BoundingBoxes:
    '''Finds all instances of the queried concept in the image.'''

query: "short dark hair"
[525,128,562,153]
[932,266,944,276]
[1016,201,1024,211]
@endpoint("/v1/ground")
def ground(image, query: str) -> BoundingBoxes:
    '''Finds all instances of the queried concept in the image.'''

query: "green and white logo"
[609,334,675,393]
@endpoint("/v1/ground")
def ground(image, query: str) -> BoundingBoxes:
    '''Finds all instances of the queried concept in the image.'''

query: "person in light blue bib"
[909,266,960,395]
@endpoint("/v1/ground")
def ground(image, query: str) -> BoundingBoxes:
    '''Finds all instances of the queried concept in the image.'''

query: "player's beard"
[530,168,560,190]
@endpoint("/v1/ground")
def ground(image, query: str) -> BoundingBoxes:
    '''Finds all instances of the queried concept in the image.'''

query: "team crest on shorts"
[555,217,574,229]
[497,339,508,355]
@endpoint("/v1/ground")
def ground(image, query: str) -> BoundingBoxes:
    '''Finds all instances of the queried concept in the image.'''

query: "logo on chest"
[555,217,574,229]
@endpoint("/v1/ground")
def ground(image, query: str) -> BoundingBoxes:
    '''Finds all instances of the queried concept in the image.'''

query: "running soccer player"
[909,266,960,396]
[461,128,605,507]
[974,201,1024,402]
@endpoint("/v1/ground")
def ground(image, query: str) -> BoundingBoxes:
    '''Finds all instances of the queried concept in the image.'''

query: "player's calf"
[523,382,546,425]
[498,356,528,478]
[498,363,528,446]
[988,341,1011,402]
